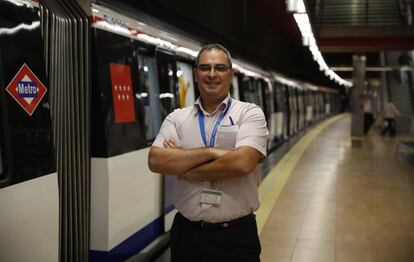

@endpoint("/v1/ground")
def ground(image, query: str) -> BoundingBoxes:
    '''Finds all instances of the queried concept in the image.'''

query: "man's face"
[194,49,234,100]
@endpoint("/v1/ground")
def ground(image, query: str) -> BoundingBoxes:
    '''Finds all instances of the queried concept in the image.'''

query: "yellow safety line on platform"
[255,113,349,234]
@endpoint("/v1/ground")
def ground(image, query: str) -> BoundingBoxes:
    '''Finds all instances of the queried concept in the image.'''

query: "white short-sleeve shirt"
[152,94,269,222]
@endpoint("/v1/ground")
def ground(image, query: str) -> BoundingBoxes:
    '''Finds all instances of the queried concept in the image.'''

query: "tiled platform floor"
[261,116,414,262]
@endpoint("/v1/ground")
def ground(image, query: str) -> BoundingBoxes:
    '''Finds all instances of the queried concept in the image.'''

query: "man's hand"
[163,138,180,149]
[149,139,230,176]
[164,138,230,158]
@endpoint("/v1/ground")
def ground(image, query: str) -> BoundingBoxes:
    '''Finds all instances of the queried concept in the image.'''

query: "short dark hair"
[195,43,232,69]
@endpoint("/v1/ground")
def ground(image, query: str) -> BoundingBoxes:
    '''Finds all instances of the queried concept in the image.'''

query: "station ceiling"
[100,0,414,89]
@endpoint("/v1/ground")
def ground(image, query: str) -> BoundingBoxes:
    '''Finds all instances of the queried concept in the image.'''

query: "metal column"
[351,55,366,147]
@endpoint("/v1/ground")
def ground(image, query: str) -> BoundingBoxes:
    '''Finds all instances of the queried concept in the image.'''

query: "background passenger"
[382,99,401,136]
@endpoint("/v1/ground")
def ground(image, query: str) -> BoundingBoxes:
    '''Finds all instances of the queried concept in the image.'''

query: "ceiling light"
[291,6,352,87]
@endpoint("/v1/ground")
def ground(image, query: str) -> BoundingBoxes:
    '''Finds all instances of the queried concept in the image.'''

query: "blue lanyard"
[198,99,232,147]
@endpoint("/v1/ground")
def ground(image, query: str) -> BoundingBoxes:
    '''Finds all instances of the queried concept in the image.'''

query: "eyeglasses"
[197,64,231,73]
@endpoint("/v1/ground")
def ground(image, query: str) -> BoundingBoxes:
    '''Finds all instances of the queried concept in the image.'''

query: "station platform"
[259,114,414,262]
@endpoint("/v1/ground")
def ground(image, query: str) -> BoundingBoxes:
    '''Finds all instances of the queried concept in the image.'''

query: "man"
[363,91,374,135]
[382,99,401,136]
[148,44,268,262]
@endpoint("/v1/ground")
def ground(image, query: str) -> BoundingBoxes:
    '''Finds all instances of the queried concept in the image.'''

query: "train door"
[255,79,264,108]
[301,90,306,128]
[0,1,58,261]
[293,88,299,133]
[299,89,305,130]
[284,85,291,137]
[242,77,262,107]
[318,93,323,120]
[261,80,273,149]
[154,48,182,232]
[242,76,255,104]
[304,91,308,125]
[90,22,165,259]
[306,91,313,125]
[288,87,297,135]
[298,90,305,130]
[270,82,278,149]
[311,92,316,122]
[236,73,246,101]
[163,58,198,230]
[272,83,285,144]
[313,92,317,121]
[261,80,272,128]
[324,93,330,116]
[316,92,320,120]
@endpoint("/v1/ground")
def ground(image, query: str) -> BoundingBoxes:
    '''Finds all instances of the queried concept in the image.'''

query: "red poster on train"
[109,63,136,124]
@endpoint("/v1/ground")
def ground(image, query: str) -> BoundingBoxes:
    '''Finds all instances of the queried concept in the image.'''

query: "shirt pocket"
[216,125,238,150]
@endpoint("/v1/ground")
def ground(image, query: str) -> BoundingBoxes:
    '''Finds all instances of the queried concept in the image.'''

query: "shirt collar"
[195,93,231,116]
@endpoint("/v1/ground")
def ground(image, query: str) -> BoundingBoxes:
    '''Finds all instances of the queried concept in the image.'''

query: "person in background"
[148,44,268,262]
[382,99,401,136]
[363,91,374,135]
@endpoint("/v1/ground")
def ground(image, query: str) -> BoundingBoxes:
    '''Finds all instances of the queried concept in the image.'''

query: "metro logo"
[6,64,47,116]
[17,77,39,108]
[109,63,136,124]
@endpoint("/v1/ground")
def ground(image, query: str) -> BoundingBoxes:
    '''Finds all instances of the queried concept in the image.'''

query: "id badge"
[200,189,222,206]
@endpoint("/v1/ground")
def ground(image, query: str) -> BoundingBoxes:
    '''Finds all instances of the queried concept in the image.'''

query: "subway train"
[0,0,340,261]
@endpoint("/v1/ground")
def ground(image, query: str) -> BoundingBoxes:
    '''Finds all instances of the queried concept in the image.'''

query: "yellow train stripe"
[255,113,349,234]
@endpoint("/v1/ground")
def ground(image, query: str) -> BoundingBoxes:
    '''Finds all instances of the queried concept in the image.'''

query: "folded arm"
[183,146,262,181]
[148,139,230,176]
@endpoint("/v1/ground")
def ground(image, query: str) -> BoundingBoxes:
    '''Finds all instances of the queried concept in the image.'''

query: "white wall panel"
[91,148,162,251]
[0,173,59,262]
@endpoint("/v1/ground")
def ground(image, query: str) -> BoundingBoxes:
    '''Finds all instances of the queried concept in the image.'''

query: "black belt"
[177,212,255,229]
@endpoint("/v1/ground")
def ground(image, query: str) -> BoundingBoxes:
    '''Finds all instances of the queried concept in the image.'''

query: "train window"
[156,49,179,120]
[137,54,162,143]
[242,77,252,102]
[176,61,196,108]
[273,83,280,112]
[0,2,55,186]
[91,29,147,157]
[230,76,240,100]
[274,84,286,112]
[243,77,263,106]
[273,84,280,112]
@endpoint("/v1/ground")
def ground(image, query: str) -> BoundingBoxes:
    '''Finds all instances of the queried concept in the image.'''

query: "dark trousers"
[382,118,396,136]
[171,212,261,262]
[364,113,374,134]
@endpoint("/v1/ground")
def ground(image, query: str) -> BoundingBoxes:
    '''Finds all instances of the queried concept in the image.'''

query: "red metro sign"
[6,63,47,116]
